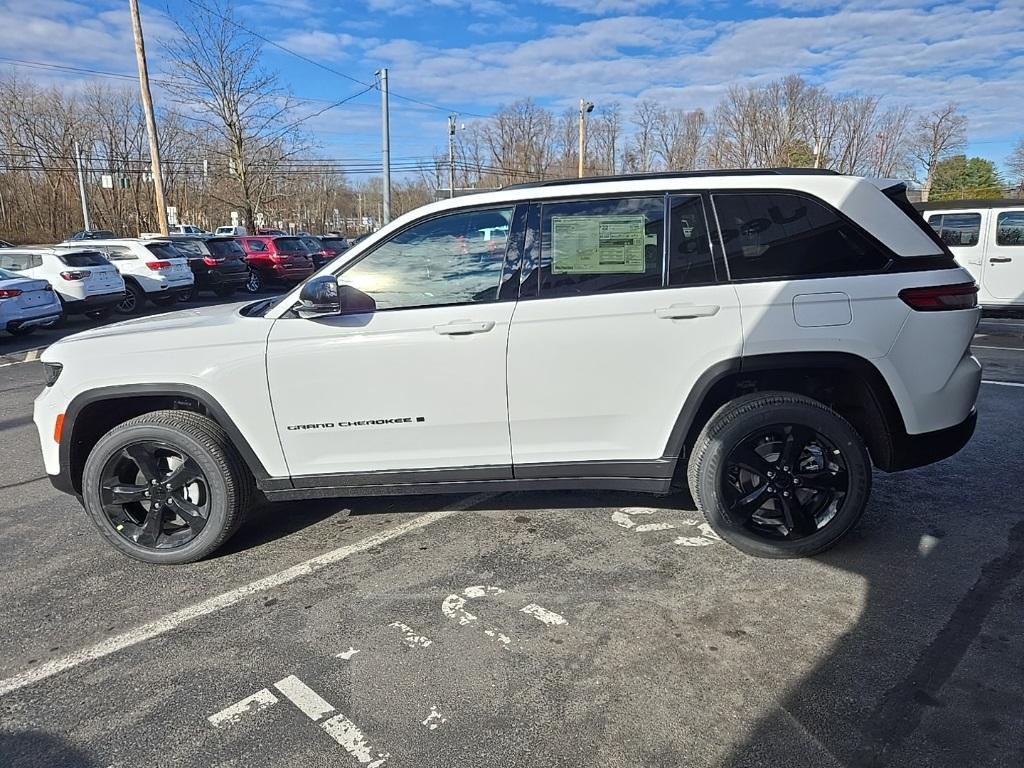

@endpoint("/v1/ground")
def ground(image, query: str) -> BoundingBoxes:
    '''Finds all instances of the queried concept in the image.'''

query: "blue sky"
[2,0,1023,177]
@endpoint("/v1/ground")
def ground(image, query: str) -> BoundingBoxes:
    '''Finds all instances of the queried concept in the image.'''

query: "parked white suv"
[35,170,982,564]
[57,238,193,314]
[0,248,125,319]
[918,200,1024,308]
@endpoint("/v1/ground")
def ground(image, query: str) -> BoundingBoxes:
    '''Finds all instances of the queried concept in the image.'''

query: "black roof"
[915,198,1024,211]
[502,168,841,191]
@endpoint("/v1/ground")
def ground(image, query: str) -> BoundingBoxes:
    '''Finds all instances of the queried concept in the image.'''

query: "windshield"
[58,251,109,267]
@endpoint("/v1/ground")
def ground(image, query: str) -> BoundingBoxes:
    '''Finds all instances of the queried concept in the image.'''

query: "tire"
[81,410,255,564]
[115,282,145,315]
[178,286,198,303]
[151,293,177,306]
[687,391,872,559]
[244,270,262,294]
[84,306,113,320]
[214,286,237,298]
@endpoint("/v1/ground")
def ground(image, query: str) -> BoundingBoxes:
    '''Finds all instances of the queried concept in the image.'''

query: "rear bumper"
[5,306,62,332]
[887,408,977,472]
[63,291,125,313]
[194,269,249,289]
[265,264,314,282]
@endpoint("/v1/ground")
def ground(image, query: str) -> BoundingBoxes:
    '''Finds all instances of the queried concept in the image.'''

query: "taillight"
[898,282,978,311]
[0,288,22,298]
[202,256,223,266]
[269,254,285,263]
[60,270,91,280]
[146,260,173,270]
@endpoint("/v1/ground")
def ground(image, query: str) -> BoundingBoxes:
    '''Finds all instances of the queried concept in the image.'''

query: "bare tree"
[623,101,659,172]
[1007,138,1024,185]
[911,103,968,201]
[161,0,311,227]
[652,107,707,170]
[590,103,622,175]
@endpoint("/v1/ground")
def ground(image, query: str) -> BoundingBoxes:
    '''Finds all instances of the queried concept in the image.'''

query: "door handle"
[990,257,1012,263]
[433,320,495,335]
[655,304,721,319]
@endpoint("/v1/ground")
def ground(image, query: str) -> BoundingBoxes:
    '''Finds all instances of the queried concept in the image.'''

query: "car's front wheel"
[687,391,871,559]
[81,411,254,564]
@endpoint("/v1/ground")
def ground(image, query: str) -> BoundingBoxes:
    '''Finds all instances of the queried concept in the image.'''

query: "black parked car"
[170,236,250,299]
[67,229,117,241]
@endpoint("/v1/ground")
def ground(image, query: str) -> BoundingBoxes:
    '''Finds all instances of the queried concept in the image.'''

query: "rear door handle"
[433,320,495,335]
[990,257,1012,263]
[655,304,721,319]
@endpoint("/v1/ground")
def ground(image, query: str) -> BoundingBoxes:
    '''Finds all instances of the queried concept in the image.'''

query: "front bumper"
[888,408,977,472]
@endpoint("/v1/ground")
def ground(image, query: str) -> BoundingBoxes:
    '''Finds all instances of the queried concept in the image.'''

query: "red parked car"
[237,236,315,293]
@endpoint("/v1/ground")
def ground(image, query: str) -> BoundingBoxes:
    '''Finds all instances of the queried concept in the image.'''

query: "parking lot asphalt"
[0,312,1022,768]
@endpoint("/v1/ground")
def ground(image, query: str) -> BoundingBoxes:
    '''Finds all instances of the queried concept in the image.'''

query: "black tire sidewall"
[81,422,233,564]
[695,399,871,558]
[115,282,145,315]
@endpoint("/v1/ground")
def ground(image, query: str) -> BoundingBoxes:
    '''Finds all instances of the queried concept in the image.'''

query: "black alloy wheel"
[721,424,848,540]
[98,441,211,550]
[244,269,262,293]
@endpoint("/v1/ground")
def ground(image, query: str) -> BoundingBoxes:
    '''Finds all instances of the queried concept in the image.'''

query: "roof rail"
[501,167,842,191]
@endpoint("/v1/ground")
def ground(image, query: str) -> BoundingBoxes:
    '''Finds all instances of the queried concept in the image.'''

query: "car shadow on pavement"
[722,386,1024,768]
[0,729,100,768]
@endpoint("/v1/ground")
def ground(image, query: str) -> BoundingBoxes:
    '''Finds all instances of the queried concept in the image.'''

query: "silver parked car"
[0,266,62,336]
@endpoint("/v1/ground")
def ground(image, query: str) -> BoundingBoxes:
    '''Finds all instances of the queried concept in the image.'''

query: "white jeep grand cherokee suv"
[34,170,982,564]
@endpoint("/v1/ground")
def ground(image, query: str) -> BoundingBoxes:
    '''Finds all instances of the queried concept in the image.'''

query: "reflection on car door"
[266,204,523,480]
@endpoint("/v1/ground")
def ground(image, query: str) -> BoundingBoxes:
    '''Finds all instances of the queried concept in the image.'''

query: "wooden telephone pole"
[129,0,169,236]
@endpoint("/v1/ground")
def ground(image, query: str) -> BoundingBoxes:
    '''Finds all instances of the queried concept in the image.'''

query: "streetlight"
[578,98,595,178]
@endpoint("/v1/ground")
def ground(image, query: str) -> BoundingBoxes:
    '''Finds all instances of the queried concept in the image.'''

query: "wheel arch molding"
[58,383,274,495]
[663,351,907,473]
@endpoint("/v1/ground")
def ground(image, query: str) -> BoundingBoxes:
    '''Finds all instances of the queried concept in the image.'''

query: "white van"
[918,200,1024,308]
[215,225,248,237]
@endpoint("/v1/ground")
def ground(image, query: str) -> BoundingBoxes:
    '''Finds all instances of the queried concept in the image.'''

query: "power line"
[180,0,491,119]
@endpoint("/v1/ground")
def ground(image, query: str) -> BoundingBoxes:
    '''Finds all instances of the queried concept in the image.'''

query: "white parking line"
[973,345,1024,352]
[983,380,1024,388]
[0,493,494,699]
[274,675,336,722]
[208,688,279,728]
[321,712,390,766]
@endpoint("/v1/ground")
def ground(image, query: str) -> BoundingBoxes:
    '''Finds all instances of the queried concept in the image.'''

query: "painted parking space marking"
[274,674,336,721]
[0,492,496,699]
[210,674,389,766]
[389,621,433,648]
[336,647,360,660]
[983,380,1024,388]
[442,585,569,648]
[674,521,723,547]
[520,603,568,626]
[612,508,676,532]
[208,688,279,728]
[611,508,721,547]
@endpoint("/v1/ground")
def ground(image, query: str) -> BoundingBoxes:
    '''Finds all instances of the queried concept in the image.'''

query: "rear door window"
[535,196,664,298]
[995,212,1024,246]
[712,192,887,280]
[58,251,109,267]
[927,213,982,247]
[0,253,37,270]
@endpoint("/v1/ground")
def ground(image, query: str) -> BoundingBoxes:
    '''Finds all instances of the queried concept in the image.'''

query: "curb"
[0,346,45,368]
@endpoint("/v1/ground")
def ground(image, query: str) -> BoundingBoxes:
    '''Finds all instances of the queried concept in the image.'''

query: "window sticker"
[550,215,647,274]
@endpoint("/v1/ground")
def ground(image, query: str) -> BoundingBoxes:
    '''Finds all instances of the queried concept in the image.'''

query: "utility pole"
[447,114,457,199]
[377,68,392,224]
[812,136,822,169]
[129,0,169,236]
[74,140,92,231]
[578,98,594,178]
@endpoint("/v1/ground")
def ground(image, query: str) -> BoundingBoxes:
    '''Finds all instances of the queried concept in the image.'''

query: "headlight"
[42,362,63,387]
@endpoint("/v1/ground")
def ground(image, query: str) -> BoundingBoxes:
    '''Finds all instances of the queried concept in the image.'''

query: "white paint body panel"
[0,249,125,304]
[266,304,515,475]
[57,239,193,296]
[506,285,742,464]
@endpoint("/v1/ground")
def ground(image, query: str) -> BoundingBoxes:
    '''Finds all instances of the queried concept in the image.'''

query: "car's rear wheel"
[244,270,262,294]
[687,391,871,558]
[81,410,254,564]
[151,293,177,306]
[115,282,145,315]
[8,324,36,336]
[178,286,198,303]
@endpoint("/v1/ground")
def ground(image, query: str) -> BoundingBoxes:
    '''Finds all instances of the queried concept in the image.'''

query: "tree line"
[0,0,1018,244]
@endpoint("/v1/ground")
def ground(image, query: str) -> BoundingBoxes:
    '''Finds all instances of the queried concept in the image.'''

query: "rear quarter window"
[712,192,888,280]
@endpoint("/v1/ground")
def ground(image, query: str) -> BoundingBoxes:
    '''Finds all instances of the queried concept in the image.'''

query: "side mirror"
[296,275,341,318]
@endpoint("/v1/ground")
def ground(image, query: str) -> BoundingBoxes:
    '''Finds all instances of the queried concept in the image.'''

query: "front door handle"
[434,320,495,335]
[655,304,721,319]
[990,257,1012,263]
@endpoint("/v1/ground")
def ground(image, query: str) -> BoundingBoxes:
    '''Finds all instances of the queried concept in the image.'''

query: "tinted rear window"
[145,243,184,260]
[171,240,208,256]
[58,251,109,267]
[275,237,306,252]
[207,239,245,259]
